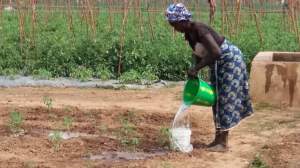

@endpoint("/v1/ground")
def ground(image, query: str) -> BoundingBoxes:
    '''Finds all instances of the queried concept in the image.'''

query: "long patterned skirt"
[210,39,253,130]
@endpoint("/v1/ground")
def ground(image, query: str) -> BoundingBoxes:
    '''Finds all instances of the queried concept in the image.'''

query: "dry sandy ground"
[0,86,299,168]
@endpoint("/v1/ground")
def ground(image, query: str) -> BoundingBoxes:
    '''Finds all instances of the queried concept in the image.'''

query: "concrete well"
[250,52,300,107]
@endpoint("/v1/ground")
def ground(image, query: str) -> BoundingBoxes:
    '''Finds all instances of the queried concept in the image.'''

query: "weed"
[9,110,23,134]
[158,127,171,149]
[49,130,62,152]
[43,96,53,111]
[63,116,73,132]
[250,154,269,168]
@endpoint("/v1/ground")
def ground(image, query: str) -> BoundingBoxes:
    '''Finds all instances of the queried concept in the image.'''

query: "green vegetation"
[63,116,73,132]
[158,127,171,149]
[9,110,23,134]
[250,154,269,168]
[118,118,140,151]
[49,130,63,152]
[0,8,299,81]
[43,96,53,111]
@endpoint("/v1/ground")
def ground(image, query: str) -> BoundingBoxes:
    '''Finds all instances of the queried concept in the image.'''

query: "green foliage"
[33,69,52,80]
[0,11,298,81]
[1,68,18,79]
[250,154,269,168]
[118,118,140,151]
[70,66,93,81]
[119,68,158,84]
[94,65,113,80]
[119,69,141,84]
[9,110,23,134]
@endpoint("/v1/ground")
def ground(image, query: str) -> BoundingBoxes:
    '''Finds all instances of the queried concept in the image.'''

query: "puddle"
[85,151,166,161]
[48,131,97,140]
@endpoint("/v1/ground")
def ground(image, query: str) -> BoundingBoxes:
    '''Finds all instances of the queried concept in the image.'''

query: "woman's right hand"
[187,68,198,79]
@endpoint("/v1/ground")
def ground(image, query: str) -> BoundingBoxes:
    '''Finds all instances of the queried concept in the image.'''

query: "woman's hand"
[187,68,198,79]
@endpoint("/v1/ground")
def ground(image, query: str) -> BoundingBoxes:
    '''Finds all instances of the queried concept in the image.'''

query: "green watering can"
[183,77,216,106]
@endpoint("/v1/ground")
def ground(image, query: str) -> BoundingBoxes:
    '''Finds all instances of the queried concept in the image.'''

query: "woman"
[166,3,253,152]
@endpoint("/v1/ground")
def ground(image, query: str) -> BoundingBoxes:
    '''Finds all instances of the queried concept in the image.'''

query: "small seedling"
[119,118,140,151]
[63,116,73,132]
[250,154,269,168]
[43,96,53,111]
[49,130,62,152]
[158,127,171,149]
[9,110,23,134]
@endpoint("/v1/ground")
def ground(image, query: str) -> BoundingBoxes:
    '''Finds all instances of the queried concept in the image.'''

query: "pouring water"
[170,103,193,153]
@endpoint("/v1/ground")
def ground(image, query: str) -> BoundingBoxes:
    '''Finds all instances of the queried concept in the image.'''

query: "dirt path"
[0,87,299,168]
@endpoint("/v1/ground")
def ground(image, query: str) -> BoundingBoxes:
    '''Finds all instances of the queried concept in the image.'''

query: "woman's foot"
[207,144,228,152]
[207,128,221,147]
[207,130,229,152]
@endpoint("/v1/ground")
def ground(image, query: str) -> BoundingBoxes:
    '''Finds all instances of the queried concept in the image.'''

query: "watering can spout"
[183,77,216,106]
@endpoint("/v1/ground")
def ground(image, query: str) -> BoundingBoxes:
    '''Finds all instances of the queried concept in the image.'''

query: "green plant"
[94,65,113,80]
[158,127,171,149]
[70,66,93,82]
[2,68,18,79]
[9,110,23,134]
[49,130,62,152]
[33,69,52,80]
[250,154,269,168]
[119,118,140,151]
[0,6,299,82]
[141,67,159,85]
[63,116,73,132]
[119,69,141,84]
[43,96,53,111]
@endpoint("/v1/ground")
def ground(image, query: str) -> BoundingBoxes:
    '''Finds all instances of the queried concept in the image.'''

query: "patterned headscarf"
[166,3,192,22]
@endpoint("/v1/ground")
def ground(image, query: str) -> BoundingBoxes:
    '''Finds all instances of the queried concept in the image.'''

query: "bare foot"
[206,144,228,152]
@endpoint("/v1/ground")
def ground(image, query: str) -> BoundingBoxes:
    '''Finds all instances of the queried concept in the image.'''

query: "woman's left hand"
[187,68,198,79]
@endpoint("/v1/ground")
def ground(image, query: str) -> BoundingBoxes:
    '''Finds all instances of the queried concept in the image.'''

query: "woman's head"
[165,3,192,33]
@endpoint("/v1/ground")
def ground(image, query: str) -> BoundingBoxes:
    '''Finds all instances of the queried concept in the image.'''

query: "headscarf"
[165,3,192,22]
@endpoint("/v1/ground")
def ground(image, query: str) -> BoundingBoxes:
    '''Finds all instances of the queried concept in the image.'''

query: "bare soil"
[0,87,299,168]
